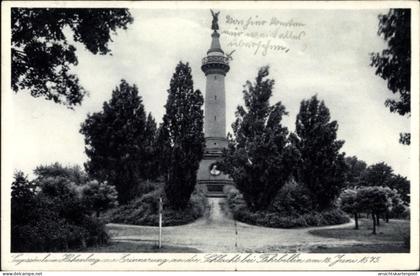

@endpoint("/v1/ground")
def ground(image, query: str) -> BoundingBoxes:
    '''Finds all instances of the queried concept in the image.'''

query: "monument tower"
[197,10,234,197]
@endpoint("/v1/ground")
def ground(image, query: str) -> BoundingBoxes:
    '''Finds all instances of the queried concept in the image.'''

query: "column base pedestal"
[197,143,234,197]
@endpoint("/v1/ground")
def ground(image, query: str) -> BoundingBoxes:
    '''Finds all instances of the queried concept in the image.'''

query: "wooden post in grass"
[159,197,163,248]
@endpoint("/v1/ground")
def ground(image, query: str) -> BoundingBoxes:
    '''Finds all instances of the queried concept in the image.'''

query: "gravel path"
[107,198,365,252]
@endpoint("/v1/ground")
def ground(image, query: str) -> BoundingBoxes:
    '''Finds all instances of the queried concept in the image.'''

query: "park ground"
[86,198,410,253]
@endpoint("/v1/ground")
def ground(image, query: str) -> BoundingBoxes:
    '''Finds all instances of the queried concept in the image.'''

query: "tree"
[36,175,87,224]
[12,8,133,107]
[290,95,347,210]
[34,162,88,185]
[220,66,297,211]
[143,113,160,181]
[357,186,388,234]
[11,166,109,252]
[11,171,35,201]
[160,62,205,209]
[80,80,155,203]
[11,171,37,227]
[339,188,361,229]
[387,174,410,204]
[383,187,405,222]
[82,180,118,217]
[361,162,393,187]
[344,156,367,188]
[370,9,411,144]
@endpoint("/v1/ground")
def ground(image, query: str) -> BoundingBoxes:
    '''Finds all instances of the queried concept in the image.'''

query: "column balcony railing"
[201,56,230,75]
[202,56,230,66]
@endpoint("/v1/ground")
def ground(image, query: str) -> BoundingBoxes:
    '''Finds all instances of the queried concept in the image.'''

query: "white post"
[159,197,162,249]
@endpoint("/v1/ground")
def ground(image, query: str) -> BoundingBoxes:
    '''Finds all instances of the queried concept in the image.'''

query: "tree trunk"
[354,213,359,230]
[376,213,380,226]
[372,213,376,234]
[385,211,389,223]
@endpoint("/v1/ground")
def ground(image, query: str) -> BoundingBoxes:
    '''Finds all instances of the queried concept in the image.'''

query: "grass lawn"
[81,241,201,253]
[308,218,410,253]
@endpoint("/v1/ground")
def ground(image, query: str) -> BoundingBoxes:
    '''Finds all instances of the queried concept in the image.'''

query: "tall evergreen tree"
[80,80,155,203]
[160,62,205,209]
[221,66,296,211]
[291,95,347,210]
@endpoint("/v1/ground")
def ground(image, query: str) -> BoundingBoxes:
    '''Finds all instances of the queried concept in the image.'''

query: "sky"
[5,8,411,180]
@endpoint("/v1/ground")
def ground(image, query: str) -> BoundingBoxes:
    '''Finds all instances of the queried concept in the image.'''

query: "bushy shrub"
[226,187,349,228]
[11,203,108,252]
[82,180,119,217]
[270,180,313,216]
[109,185,208,226]
[130,180,162,199]
[225,186,247,213]
[389,204,410,219]
[11,168,109,252]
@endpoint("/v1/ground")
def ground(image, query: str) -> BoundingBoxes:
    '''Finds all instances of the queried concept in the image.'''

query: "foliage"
[220,66,297,211]
[359,162,410,206]
[339,189,362,214]
[399,133,411,145]
[225,187,349,228]
[159,62,205,209]
[344,156,367,188]
[357,186,388,214]
[270,179,313,216]
[11,171,37,228]
[11,8,133,107]
[11,171,35,203]
[370,9,411,144]
[356,186,389,234]
[383,186,406,218]
[338,188,362,229]
[387,174,410,204]
[82,180,119,217]
[290,95,347,210]
[80,80,158,204]
[34,162,88,185]
[339,185,407,232]
[11,167,109,252]
[108,183,208,226]
[360,162,393,187]
[143,113,160,181]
